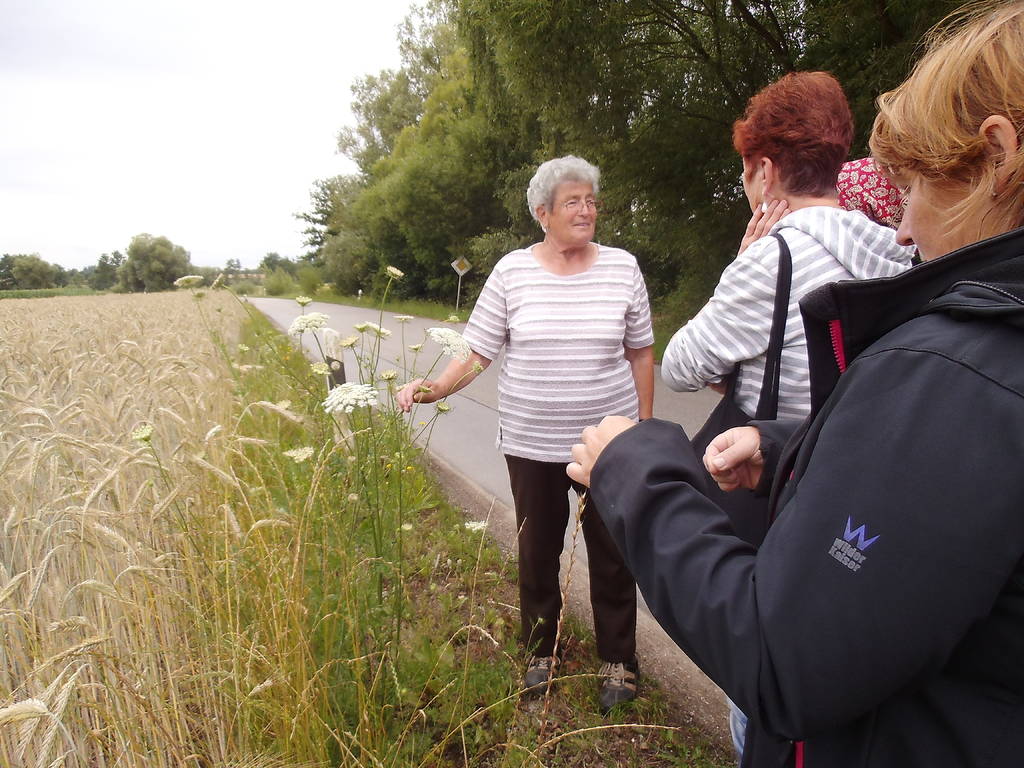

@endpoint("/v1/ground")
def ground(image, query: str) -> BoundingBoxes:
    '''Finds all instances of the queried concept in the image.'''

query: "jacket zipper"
[828,318,848,373]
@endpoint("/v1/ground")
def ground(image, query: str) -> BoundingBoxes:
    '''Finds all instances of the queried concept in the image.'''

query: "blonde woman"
[568,2,1024,765]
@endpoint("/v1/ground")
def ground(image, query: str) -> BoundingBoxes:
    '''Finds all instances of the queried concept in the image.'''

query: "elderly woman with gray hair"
[398,155,654,713]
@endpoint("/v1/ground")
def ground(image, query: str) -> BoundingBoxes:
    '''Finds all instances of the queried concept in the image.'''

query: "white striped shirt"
[662,207,915,419]
[463,245,654,462]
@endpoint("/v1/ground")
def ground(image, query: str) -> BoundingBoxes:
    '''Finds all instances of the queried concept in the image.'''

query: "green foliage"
[9,253,58,289]
[118,234,191,292]
[296,265,322,295]
[90,251,124,290]
[0,286,97,300]
[300,0,955,316]
[231,279,258,296]
[258,251,296,275]
[263,267,297,296]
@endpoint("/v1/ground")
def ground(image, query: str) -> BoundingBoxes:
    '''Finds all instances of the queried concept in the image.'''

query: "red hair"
[733,72,853,196]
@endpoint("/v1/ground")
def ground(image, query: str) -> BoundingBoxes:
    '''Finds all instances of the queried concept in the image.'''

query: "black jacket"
[591,226,1024,767]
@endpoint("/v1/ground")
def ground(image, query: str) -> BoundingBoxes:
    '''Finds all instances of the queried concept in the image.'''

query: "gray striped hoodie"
[662,206,914,419]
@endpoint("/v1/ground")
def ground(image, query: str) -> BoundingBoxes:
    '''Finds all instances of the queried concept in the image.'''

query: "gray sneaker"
[598,658,639,713]
[523,655,557,695]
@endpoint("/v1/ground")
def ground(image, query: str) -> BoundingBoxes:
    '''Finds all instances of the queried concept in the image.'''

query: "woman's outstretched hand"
[396,378,439,412]
[703,426,764,492]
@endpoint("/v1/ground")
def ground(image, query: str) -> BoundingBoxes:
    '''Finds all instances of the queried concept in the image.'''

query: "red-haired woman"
[661,71,914,757]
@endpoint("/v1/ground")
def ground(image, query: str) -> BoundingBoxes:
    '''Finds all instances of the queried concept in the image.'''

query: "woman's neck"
[534,237,596,275]
[778,192,841,211]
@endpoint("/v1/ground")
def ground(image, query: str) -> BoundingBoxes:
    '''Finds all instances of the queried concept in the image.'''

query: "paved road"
[250,296,730,746]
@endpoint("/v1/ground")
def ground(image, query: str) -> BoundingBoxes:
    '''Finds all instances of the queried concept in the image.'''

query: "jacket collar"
[800,225,1024,411]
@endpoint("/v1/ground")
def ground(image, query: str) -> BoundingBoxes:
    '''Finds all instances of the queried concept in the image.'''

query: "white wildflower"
[295,295,313,306]
[379,369,398,381]
[289,312,330,336]
[400,523,413,532]
[353,322,368,332]
[131,424,153,443]
[427,327,471,362]
[365,321,391,338]
[394,314,414,323]
[323,383,378,414]
[408,343,423,352]
[284,447,315,463]
[445,314,461,323]
[311,361,330,376]
[464,521,487,533]
[173,275,204,288]
[340,335,359,348]
[386,265,405,280]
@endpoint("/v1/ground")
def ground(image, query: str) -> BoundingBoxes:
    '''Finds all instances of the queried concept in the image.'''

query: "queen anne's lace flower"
[173,275,204,288]
[339,335,359,348]
[408,343,423,352]
[311,362,330,376]
[379,369,398,381]
[464,521,487,532]
[363,321,391,338]
[323,383,378,414]
[289,312,330,336]
[131,424,154,443]
[427,327,471,362]
[295,295,312,306]
[284,447,315,463]
[394,314,413,323]
[386,265,405,280]
[445,314,461,323]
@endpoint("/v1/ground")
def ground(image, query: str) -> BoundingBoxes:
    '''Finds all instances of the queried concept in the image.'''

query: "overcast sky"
[0,0,414,270]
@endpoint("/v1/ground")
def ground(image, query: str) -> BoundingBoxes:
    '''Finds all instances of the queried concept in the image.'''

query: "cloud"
[0,0,413,269]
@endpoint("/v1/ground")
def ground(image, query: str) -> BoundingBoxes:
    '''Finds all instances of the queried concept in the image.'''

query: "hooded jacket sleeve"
[591,343,1024,739]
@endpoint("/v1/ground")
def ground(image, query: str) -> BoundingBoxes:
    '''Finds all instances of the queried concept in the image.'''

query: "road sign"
[450,257,471,276]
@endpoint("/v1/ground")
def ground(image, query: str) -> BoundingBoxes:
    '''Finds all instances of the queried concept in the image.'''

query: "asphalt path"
[250,296,730,746]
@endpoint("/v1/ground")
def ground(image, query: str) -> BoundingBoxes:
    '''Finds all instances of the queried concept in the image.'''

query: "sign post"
[450,257,472,311]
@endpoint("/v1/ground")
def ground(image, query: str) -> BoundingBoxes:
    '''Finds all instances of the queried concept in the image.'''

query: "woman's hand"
[703,426,764,491]
[739,199,789,253]
[567,416,637,487]
[396,378,440,412]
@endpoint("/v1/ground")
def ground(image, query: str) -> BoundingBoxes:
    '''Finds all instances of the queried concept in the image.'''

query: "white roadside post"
[450,257,472,312]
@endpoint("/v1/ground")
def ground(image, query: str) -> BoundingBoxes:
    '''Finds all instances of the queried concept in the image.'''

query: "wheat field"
[0,291,291,767]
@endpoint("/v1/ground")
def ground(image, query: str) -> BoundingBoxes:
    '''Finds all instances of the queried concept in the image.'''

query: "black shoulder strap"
[753,232,793,420]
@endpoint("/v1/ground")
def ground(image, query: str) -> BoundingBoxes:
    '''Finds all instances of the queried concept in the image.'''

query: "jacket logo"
[828,517,879,572]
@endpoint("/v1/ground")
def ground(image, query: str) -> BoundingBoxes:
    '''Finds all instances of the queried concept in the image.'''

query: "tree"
[259,252,297,275]
[90,251,124,290]
[11,254,58,289]
[118,234,191,292]
[0,255,17,289]
[224,258,242,276]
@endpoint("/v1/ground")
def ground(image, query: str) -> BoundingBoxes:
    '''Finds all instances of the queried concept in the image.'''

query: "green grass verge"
[217,297,730,767]
[0,286,98,299]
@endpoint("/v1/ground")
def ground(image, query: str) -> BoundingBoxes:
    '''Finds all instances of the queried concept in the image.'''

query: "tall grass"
[0,287,726,767]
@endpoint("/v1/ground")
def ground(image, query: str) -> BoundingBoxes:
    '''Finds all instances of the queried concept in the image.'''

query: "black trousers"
[505,454,637,663]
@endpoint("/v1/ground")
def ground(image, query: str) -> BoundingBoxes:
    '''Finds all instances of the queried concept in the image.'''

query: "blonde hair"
[870,1,1024,239]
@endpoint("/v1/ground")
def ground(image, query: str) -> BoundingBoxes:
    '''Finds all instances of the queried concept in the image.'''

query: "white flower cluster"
[288,312,330,337]
[427,327,472,362]
[173,275,205,288]
[359,321,391,339]
[386,265,405,280]
[131,424,154,443]
[379,369,398,381]
[295,295,313,306]
[284,447,315,463]
[311,361,330,376]
[394,314,414,323]
[464,521,487,533]
[323,383,378,414]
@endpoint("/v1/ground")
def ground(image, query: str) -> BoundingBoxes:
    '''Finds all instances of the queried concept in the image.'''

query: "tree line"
[300,0,960,318]
[1,236,300,294]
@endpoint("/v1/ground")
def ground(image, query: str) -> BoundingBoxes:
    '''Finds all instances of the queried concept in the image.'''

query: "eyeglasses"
[560,197,601,213]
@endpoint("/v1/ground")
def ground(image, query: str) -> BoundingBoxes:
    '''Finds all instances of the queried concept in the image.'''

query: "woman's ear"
[761,157,776,199]
[535,205,549,232]
[980,115,1020,191]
